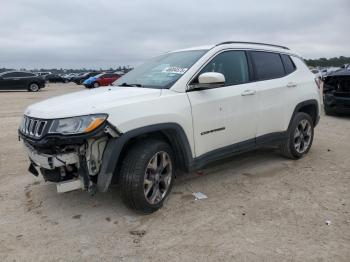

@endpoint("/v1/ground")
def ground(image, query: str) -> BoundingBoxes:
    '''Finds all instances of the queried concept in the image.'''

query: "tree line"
[305,56,350,68]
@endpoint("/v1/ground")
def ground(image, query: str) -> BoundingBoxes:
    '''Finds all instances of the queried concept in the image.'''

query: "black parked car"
[0,71,45,92]
[323,69,350,115]
[72,72,100,85]
[45,74,68,83]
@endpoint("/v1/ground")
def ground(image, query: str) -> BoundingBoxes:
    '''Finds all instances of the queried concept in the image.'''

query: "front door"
[1,72,21,89]
[187,50,258,157]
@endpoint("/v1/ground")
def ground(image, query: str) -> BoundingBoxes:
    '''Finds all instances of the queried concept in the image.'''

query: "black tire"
[324,104,336,116]
[119,139,175,214]
[280,112,314,159]
[93,82,99,88]
[28,82,40,92]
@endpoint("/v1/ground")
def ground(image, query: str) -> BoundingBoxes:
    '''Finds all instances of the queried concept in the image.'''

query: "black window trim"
[280,53,297,76]
[249,50,297,82]
[18,72,35,77]
[186,48,299,91]
[3,72,20,78]
[187,49,253,90]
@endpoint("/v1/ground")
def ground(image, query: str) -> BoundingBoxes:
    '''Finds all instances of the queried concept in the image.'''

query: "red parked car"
[83,73,121,88]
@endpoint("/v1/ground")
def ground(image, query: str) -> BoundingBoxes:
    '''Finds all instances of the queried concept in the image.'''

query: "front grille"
[20,116,48,138]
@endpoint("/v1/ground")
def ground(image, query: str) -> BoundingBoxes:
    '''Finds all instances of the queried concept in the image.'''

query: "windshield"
[113,50,208,89]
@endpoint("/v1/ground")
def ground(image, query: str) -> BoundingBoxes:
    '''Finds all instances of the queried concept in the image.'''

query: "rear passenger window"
[199,50,249,86]
[251,51,285,80]
[3,72,17,77]
[281,54,296,74]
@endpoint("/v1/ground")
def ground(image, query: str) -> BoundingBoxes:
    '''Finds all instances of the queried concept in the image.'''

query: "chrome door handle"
[241,89,256,96]
[286,82,297,88]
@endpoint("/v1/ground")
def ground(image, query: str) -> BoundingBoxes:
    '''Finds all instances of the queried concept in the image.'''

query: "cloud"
[0,0,349,68]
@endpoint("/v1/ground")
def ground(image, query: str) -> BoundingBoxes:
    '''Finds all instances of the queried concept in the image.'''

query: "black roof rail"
[215,41,290,50]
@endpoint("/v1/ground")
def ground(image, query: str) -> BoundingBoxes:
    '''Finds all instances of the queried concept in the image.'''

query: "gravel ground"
[0,83,349,262]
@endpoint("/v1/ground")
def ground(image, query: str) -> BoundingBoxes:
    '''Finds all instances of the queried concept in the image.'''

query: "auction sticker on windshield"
[162,67,188,74]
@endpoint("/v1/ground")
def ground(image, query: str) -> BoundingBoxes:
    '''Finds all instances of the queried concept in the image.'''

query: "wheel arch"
[288,99,320,129]
[97,123,194,192]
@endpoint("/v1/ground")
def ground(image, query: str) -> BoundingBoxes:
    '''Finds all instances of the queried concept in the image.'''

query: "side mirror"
[192,72,225,90]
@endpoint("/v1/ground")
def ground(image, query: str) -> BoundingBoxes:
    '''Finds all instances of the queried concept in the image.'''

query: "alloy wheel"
[144,151,172,205]
[29,83,39,92]
[293,119,312,154]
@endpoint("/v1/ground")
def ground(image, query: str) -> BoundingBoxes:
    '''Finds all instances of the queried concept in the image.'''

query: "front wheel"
[93,82,100,88]
[280,112,314,159]
[119,139,175,213]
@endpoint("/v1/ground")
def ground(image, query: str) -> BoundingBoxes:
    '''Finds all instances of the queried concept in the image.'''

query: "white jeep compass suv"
[19,41,321,213]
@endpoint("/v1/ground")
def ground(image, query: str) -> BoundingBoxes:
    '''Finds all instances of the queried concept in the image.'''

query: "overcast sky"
[0,0,349,69]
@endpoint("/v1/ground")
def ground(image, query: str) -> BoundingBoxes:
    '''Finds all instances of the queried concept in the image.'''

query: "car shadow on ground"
[327,114,350,120]
[0,89,48,93]
[25,147,286,221]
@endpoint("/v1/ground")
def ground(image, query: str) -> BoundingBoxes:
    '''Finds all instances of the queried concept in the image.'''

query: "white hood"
[25,86,161,119]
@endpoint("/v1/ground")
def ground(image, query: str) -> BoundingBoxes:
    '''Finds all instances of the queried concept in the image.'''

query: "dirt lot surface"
[0,83,349,262]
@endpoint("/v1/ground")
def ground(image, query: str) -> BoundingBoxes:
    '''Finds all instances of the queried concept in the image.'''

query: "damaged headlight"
[49,114,108,135]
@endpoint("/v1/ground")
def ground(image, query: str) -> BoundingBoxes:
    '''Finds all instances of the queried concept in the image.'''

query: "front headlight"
[49,114,108,135]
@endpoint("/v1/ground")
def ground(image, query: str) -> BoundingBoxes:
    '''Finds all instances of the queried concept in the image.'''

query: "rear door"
[187,50,258,157]
[17,72,37,89]
[248,51,290,139]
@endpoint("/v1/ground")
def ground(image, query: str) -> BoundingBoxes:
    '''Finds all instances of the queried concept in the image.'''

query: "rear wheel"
[280,112,314,159]
[119,139,175,213]
[28,83,39,92]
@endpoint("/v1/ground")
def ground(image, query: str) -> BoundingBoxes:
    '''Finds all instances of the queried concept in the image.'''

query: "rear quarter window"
[251,51,285,80]
[281,54,296,75]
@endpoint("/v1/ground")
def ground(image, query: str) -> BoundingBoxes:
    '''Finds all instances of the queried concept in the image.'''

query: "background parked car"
[323,68,350,115]
[62,73,78,82]
[45,74,68,83]
[0,71,45,92]
[83,73,121,88]
[72,72,100,85]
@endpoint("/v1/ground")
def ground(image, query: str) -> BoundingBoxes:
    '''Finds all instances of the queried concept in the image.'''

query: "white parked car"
[19,41,321,213]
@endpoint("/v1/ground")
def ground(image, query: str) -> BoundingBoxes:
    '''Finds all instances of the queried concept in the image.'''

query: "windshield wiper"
[118,82,143,87]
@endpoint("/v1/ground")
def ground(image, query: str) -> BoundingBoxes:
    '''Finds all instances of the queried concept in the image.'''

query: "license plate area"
[23,143,79,170]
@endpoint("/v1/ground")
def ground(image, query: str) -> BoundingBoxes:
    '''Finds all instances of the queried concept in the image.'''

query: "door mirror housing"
[192,72,225,90]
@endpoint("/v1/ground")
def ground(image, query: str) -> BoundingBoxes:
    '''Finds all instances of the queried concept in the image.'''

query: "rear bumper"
[39,81,46,88]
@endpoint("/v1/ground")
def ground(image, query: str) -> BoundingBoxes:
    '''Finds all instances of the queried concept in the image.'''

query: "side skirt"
[192,132,287,170]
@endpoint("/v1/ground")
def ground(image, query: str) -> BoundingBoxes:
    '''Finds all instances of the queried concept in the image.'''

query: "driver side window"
[195,50,250,86]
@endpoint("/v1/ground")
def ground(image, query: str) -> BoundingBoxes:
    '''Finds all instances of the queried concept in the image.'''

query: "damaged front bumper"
[323,70,350,113]
[324,93,350,113]
[19,121,120,194]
